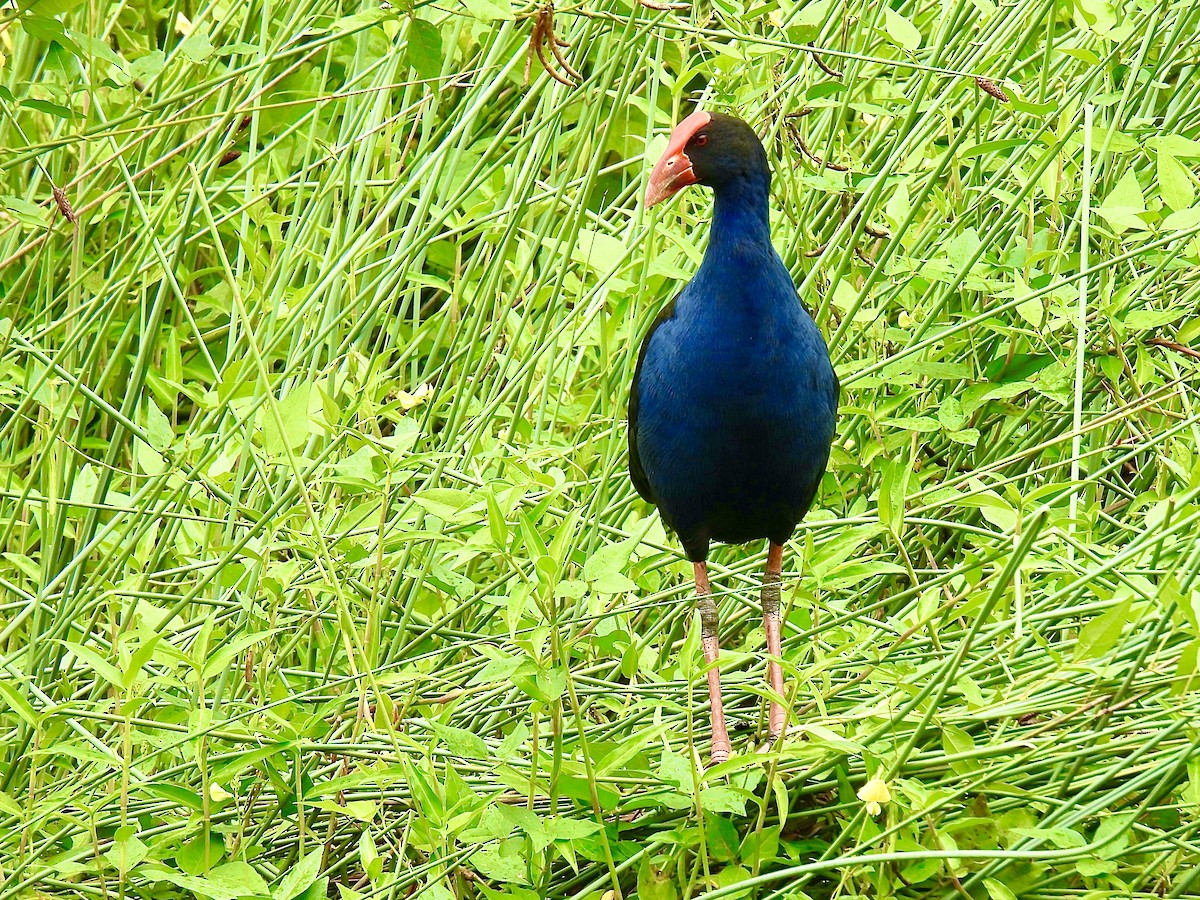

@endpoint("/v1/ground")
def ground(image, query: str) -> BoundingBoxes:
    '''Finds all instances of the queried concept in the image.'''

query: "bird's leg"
[762,542,787,738]
[695,561,731,764]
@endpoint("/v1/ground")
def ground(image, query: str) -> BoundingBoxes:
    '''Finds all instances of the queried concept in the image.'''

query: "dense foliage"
[2,0,1200,895]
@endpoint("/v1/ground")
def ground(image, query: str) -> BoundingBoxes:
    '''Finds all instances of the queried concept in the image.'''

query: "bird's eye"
[694,133,708,147]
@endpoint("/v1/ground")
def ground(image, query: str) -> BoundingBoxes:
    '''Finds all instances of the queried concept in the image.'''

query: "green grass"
[2,0,1200,895]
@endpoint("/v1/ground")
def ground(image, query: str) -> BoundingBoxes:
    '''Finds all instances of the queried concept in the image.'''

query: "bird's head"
[644,111,769,208]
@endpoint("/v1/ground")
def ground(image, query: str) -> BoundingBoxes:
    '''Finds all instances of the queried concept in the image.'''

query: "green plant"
[2,0,1199,895]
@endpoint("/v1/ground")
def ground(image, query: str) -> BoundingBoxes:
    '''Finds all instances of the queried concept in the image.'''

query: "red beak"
[645,110,712,208]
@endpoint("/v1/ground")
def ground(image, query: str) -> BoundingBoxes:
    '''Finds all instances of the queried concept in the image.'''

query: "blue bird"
[630,111,838,763]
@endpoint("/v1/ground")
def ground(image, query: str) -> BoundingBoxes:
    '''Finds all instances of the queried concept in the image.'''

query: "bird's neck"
[706,172,773,257]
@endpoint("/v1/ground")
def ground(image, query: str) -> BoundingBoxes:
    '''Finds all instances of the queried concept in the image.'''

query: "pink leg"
[763,542,787,738]
[695,562,731,764]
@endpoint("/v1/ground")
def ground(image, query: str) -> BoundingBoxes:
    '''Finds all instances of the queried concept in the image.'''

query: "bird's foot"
[709,746,731,766]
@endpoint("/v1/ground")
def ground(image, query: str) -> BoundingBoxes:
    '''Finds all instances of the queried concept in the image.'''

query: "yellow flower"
[398,383,433,410]
[857,777,891,816]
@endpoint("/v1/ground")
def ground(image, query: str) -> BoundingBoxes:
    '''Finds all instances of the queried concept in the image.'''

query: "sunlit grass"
[2,0,1200,895]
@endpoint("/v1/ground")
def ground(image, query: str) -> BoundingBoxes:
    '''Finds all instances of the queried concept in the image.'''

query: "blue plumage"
[630,111,838,760]
[630,117,838,562]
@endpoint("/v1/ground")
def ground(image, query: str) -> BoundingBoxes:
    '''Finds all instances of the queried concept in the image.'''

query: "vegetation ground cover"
[2,0,1200,895]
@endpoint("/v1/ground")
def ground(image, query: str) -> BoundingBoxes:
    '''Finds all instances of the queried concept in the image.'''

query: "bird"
[629,110,838,764]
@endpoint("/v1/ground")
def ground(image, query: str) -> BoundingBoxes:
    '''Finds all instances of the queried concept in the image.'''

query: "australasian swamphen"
[629,111,839,764]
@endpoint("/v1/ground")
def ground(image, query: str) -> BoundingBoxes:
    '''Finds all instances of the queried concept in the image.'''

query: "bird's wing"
[628,291,681,504]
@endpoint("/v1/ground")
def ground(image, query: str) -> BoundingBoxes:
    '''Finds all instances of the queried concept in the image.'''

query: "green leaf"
[589,570,636,595]
[213,741,296,782]
[1073,0,1116,33]
[878,457,908,533]
[1075,596,1133,660]
[678,609,701,679]
[485,489,508,547]
[1012,825,1086,848]
[58,640,125,687]
[582,536,636,583]
[510,660,567,704]
[700,785,748,815]
[1124,308,1184,331]
[947,427,980,446]
[944,227,981,274]
[1075,857,1117,876]
[106,832,148,873]
[543,816,601,840]
[330,9,391,32]
[658,747,695,792]
[795,723,861,753]
[359,830,381,880]
[144,861,271,900]
[460,0,513,20]
[881,7,921,50]
[937,397,966,431]
[472,844,528,883]
[64,28,124,67]
[1157,150,1195,211]
[1155,134,1200,157]
[1096,168,1147,233]
[343,800,377,822]
[128,50,165,82]
[179,27,215,63]
[1094,811,1136,858]
[429,721,489,759]
[1016,296,1044,327]
[704,812,740,860]
[1058,47,1101,65]
[19,14,79,52]
[176,834,225,874]
[0,680,40,727]
[740,825,780,868]
[200,630,274,682]
[274,848,323,900]
[123,635,160,689]
[553,579,586,599]
[953,491,1018,531]
[1162,206,1200,231]
[24,98,76,118]
[570,229,629,275]
[262,383,314,453]
[140,782,206,812]
[885,416,938,432]
[213,862,270,896]
[411,488,474,521]
[143,398,174,451]
[789,0,831,26]
[407,18,442,79]
[1,195,45,228]
[20,0,86,14]
[637,856,677,900]
[0,791,23,817]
